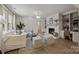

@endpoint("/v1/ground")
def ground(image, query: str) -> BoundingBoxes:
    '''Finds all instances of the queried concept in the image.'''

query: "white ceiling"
[7,4,77,17]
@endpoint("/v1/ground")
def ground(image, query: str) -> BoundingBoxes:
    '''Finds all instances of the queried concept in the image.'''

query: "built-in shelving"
[62,11,79,32]
[62,10,79,43]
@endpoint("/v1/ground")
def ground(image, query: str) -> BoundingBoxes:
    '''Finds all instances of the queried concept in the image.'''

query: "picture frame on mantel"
[48,17,53,25]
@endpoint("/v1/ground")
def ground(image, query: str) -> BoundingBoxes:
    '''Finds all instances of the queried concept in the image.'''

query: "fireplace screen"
[49,28,58,37]
[49,28,55,34]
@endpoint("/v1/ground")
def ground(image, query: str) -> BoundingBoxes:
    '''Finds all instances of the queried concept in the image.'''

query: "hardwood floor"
[6,38,79,54]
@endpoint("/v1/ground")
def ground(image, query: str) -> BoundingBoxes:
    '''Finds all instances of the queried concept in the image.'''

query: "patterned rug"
[6,39,79,54]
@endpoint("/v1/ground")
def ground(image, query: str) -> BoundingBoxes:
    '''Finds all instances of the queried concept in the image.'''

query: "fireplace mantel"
[46,13,62,39]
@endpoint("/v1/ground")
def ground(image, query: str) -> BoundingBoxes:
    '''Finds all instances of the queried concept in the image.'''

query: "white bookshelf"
[62,10,79,43]
[62,10,79,32]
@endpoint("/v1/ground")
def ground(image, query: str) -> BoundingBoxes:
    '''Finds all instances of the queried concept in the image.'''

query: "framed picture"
[48,17,53,24]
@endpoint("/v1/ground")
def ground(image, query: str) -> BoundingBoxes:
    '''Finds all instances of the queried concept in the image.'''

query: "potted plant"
[16,22,25,34]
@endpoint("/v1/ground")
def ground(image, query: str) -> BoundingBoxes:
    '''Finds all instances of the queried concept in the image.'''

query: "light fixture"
[36,15,40,19]
[33,9,42,19]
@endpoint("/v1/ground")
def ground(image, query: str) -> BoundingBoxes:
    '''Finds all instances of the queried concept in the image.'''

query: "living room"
[0,4,79,54]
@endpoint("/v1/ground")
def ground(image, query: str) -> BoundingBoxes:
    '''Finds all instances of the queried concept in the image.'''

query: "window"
[1,5,15,33]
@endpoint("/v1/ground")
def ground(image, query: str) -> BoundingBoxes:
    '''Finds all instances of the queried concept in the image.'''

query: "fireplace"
[49,28,58,37]
[49,28,55,34]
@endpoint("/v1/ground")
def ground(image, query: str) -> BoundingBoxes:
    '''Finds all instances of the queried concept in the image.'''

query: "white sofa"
[32,34,54,48]
[32,36,44,48]
[1,33,27,54]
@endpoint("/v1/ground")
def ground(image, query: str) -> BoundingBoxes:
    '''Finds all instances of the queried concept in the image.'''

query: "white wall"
[46,13,62,38]
[15,15,22,26]
[22,17,37,33]
[0,24,3,50]
[15,13,62,36]
[15,16,45,34]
